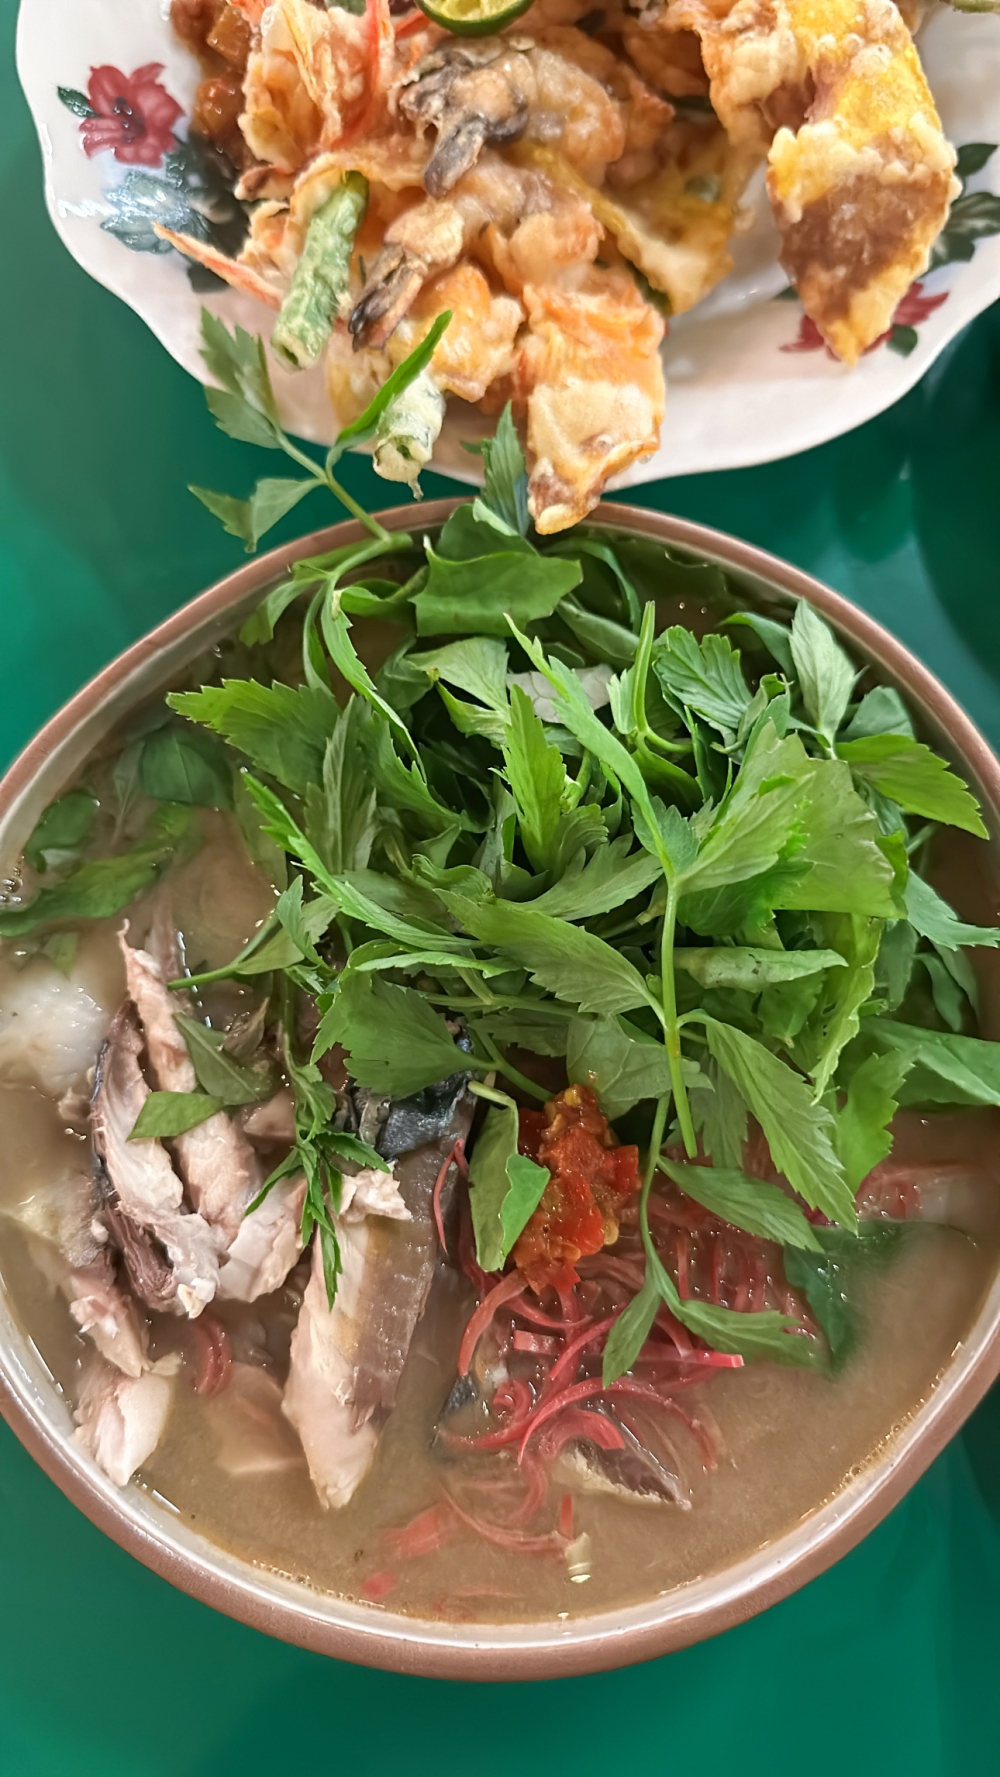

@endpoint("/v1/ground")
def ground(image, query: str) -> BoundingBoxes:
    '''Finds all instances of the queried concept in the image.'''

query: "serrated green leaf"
[841,686,914,741]
[602,1279,660,1384]
[703,1018,855,1225]
[690,1055,747,1166]
[167,680,337,798]
[467,403,529,536]
[725,611,795,680]
[793,914,882,1096]
[904,871,1000,951]
[835,1050,911,1192]
[790,602,856,742]
[675,945,846,992]
[837,734,986,836]
[204,386,280,450]
[414,549,581,637]
[776,753,901,918]
[866,1019,1000,1107]
[529,838,662,920]
[304,698,377,876]
[652,627,752,736]
[503,685,568,873]
[442,891,655,1018]
[659,1158,822,1250]
[566,1015,671,1119]
[645,1240,811,1363]
[190,478,316,553]
[507,623,699,872]
[313,968,468,1096]
[361,711,463,836]
[199,310,280,423]
[678,721,806,896]
[412,637,510,714]
[322,596,419,759]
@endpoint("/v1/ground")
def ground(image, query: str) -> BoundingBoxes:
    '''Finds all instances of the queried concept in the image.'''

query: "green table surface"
[4,3,1000,1768]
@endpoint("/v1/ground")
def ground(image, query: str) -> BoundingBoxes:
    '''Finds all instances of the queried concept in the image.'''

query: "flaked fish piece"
[207,1363,303,1477]
[282,1235,380,1508]
[241,1088,296,1145]
[120,930,263,1247]
[66,1250,148,1381]
[73,1355,177,1487]
[92,1005,224,1317]
[284,1097,473,1508]
[0,952,112,1099]
[6,1171,149,1379]
[218,1171,308,1302]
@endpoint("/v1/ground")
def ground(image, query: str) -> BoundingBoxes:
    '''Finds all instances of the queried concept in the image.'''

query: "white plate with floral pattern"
[16,0,1000,487]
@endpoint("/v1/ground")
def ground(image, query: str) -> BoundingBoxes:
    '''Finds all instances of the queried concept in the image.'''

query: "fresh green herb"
[468,1096,550,1272]
[701,1019,855,1226]
[128,1090,225,1140]
[313,968,472,1098]
[167,681,338,797]
[192,308,450,550]
[837,734,987,835]
[789,600,856,744]
[139,724,233,809]
[24,788,99,874]
[657,1157,823,1251]
[174,1013,275,1105]
[783,1224,907,1369]
[0,804,198,937]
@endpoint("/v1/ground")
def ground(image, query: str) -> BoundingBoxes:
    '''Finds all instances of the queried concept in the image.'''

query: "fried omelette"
[165,0,960,528]
[668,0,958,363]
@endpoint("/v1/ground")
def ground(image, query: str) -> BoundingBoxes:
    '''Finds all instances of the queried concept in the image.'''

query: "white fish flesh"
[92,1005,224,1316]
[5,1169,149,1378]
[120,933,263,1246]
[0,955,111,1099]
[283,1101,471,1509]
[73,1355,176,1486]
[66,1250,148,1380]
[282,1235,380,1509]
[218,1171,307,1303]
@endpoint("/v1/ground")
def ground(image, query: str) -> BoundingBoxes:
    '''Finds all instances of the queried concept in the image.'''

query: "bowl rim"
[2,496,999,1679]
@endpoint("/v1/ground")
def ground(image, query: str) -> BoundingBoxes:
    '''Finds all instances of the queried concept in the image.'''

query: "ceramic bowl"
[15,0,1000,486]
[1,501,999,1677]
